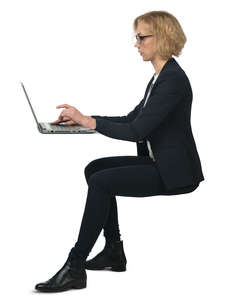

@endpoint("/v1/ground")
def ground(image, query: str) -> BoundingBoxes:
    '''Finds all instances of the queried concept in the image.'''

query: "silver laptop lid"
[20,82,40,127]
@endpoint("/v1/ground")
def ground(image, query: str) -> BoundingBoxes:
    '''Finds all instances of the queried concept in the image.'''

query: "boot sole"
[35,280,87,293]
[85,265,126,272]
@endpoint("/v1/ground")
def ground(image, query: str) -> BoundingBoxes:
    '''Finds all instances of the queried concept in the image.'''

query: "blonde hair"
[133,10,187,60]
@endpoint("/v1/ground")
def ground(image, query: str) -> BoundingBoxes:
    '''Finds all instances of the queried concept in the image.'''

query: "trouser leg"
[83,156,155,244]
[70,182,113,261]
[69,156,162,261]
[84,157,124,243]
[102,195,120,243]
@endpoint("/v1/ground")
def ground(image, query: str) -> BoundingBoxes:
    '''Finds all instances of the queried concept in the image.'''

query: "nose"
[134,40,140,48]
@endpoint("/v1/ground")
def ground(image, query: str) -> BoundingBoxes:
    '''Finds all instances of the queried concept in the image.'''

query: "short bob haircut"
[133,11,187,60]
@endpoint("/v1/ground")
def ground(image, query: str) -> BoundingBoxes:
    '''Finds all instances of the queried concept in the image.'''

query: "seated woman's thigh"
[84,155,153,182]
[88,164,163,197]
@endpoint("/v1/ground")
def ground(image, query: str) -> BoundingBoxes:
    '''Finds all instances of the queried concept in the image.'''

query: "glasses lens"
[136,35,141,42]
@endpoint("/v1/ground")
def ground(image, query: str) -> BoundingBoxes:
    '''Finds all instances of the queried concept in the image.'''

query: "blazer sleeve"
[91,98,144,123]
[93,75,185,142]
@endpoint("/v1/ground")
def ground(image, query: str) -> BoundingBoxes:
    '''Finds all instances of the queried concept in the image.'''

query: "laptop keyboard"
[50,124,86,131]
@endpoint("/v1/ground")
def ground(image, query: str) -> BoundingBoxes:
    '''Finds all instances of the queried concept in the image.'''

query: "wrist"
[89,116,96,130]
[82,116,96,130]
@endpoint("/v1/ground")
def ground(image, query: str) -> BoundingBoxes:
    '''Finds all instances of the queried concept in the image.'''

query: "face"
[134,21,158,62]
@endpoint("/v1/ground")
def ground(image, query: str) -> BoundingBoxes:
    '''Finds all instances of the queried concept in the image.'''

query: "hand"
[51,104,86,126]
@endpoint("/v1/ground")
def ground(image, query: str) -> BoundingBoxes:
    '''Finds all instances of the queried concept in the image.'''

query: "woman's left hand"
[51,104,87,126]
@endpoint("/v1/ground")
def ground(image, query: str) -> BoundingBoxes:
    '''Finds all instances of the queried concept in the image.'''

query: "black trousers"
[69,155,199,261]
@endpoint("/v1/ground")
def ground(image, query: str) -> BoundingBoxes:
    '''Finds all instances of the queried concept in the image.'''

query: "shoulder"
[155,71,186,91]
[152,75,190,100]
[157,62,191,90]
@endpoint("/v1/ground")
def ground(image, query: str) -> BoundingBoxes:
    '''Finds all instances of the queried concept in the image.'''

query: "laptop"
[21,82,97,134]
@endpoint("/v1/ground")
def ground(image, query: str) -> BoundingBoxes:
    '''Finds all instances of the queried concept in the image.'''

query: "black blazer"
[92,57,204,190]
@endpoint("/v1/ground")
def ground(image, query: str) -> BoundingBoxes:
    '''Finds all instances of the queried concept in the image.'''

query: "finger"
[59,118,74,125]
[56,104,72,109]
[51,119,62,124]
[50,115,64,124]
[51,117,62,124]
[65,120,75,126]
[62,116,71,121]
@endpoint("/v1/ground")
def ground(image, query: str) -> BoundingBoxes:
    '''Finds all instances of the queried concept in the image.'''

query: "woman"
[35,10,204,293]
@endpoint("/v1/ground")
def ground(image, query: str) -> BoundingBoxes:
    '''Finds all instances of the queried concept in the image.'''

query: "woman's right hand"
[51,115,77,126]
[51,104,84,126]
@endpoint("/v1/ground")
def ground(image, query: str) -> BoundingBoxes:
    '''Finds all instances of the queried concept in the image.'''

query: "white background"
[0,0,243,299]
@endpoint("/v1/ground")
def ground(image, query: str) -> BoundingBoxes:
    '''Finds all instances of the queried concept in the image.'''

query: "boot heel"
[72,280,87,289]
[111,265,126,272]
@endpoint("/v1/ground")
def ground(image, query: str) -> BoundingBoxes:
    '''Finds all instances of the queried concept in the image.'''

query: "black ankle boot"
[84,240,127,272]
[35,252,87,293]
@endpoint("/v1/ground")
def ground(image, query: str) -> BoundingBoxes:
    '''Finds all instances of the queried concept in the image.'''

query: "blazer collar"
[144,57,178,98]
[153,57,176,81]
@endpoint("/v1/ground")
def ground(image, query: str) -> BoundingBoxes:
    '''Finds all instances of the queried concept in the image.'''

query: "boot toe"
[35,280,52,291]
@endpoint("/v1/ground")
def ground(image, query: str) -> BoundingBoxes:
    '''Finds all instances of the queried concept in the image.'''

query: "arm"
[91,115,127,123]
[50,100,144,130]
[91,98,145,123]
[93,76,185,142]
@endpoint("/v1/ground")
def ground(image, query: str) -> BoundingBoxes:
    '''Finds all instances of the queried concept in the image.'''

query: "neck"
[151,57,169,75]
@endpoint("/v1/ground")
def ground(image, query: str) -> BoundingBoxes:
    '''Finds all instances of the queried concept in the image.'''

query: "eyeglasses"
[135,34,153,43]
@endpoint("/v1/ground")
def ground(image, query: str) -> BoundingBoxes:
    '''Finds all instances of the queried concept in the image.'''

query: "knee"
[84,158,101,183]
[84,161,94,183]
[88,172,103,188]
[88,170,112,196]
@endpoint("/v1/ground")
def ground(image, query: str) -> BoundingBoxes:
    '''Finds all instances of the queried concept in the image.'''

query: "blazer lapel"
[141,76,154,108]
[149,57,176,93]
[140,57,177,110]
